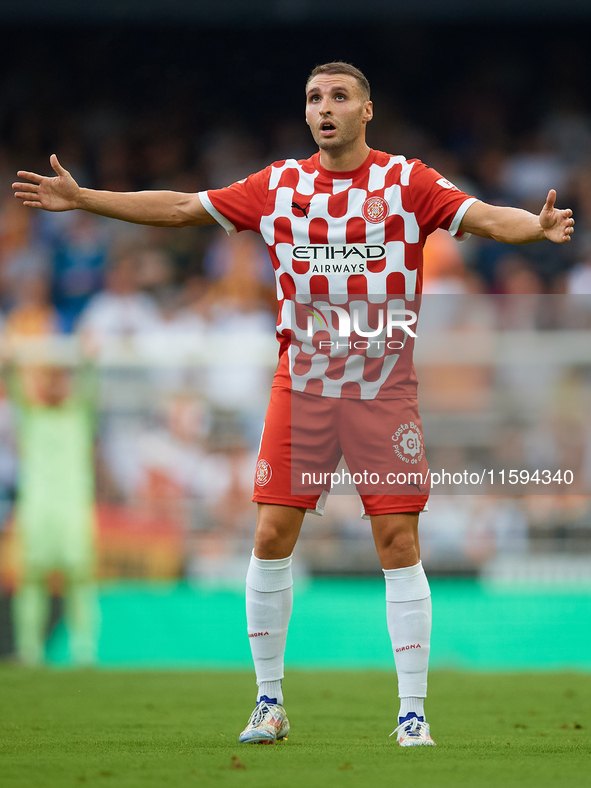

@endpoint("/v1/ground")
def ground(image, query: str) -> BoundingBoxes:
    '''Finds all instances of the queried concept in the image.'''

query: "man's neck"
[318,142,371,173]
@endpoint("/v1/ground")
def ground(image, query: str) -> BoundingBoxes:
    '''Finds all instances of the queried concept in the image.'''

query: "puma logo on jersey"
[292,201,311,217]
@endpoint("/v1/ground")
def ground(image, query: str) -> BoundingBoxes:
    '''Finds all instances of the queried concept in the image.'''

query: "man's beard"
[313,127,358,152]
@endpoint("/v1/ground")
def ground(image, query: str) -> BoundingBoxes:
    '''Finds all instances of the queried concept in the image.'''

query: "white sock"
[257,680,283,704]
[246,551,293,706]
[383,561,431,721]
[399,697,425,719]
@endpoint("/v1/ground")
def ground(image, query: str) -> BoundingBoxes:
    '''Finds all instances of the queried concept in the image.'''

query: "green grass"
[0,669,589,788]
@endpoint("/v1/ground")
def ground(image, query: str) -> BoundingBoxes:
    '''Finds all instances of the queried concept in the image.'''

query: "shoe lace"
[390,716,426,739]
[248,701,274,726]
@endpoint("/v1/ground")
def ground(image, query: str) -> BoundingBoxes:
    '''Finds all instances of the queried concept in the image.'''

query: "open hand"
[13,154,80,212]
[539,190,574,243]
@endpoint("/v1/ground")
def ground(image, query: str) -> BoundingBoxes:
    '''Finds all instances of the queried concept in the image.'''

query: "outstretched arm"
[459,190,574,245]
[12,154,216,228]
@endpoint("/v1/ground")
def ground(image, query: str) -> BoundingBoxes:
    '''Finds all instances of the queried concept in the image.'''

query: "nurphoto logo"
[304,305,418,339]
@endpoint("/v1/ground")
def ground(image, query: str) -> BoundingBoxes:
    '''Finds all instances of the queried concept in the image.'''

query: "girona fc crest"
[362,196,389,223]
[255,459,272,486]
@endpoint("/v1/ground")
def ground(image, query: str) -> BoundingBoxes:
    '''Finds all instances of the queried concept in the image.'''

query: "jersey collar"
[313,148,378,180]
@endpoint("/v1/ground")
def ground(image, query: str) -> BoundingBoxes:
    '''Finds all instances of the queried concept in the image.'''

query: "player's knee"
[377,527,418,558]
[254,505,304,558]
[254,520,298,559]
[255,525,287,555]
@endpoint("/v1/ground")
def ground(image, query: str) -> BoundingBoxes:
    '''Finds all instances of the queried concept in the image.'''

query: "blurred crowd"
[1,28,591,582]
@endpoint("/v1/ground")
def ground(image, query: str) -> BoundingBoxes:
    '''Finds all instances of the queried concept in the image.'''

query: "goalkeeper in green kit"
[5,355,98,665]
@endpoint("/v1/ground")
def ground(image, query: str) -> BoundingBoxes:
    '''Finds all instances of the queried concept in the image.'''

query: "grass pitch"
[0,669,589,788]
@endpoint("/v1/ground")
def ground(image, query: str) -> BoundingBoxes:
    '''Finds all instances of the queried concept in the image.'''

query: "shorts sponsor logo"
[392,422,424,464]
[255,459,272,486]
[400,430,421,457]
[249,631,270,638]
[395,643,422,652]
[362,196,389,223]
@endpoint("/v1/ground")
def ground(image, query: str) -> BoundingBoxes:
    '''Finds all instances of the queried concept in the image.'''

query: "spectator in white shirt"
[77,252,161,343]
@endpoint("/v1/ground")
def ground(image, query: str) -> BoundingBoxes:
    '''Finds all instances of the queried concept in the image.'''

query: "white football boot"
[391,714,436,746]
[238,698,290,744]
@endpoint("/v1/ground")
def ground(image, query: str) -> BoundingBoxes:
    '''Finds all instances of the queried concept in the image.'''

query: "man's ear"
[364,101,373,122]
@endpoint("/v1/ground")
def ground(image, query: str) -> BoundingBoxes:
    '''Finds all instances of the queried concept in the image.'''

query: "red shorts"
[253,386,430,516]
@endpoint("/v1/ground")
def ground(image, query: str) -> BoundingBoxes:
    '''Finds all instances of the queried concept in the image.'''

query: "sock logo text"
[395,643,422,652]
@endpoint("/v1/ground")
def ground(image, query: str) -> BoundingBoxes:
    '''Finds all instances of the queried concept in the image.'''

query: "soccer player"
[4,359,98,666]
[13,62,574,745]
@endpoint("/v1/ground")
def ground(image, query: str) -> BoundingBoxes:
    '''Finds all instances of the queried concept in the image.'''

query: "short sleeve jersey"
[199,148,476,400]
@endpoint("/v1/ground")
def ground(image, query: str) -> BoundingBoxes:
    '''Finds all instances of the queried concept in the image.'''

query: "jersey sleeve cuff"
[448,197,478,241]
[198,191,237,235]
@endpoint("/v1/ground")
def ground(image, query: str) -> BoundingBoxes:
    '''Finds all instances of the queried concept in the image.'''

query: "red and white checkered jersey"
[199,148,476,400]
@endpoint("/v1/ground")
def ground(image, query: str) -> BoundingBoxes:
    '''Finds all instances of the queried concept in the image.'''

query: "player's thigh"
[253,386,341,508]
[339,398,429,510]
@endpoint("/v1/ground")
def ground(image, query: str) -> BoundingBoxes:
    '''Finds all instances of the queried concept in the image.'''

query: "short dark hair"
[306,62,370,100]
